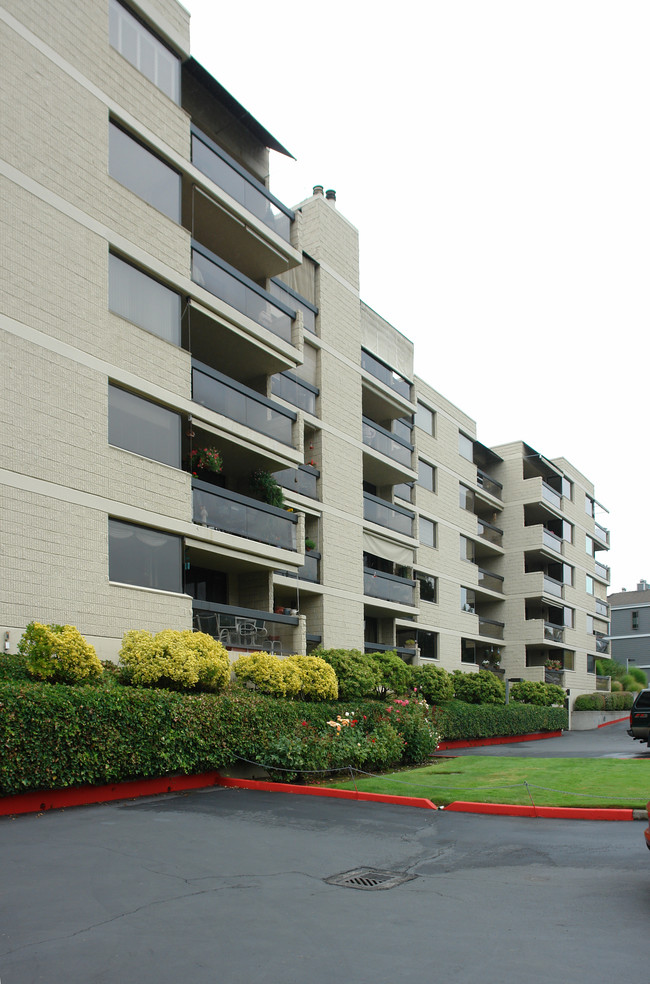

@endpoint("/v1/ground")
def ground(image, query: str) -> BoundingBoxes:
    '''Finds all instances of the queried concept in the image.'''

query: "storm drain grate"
[324,868,417,891]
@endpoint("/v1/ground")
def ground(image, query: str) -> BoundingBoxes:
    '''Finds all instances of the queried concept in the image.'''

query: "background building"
[0,0,610,698]
[608,581,650,675]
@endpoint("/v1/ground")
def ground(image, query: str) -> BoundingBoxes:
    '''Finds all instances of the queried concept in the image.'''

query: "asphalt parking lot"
[2,722,649,984]
[444,719,650,758]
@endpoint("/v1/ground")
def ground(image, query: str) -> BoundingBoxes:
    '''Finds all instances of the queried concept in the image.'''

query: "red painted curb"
[444,801,635,821]
[437,730,562,750]
[0,772,222,817]
[597,716,629,728]
[215,776,437,809]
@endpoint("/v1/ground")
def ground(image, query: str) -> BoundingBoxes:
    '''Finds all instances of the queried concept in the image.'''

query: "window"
[394,482,413,503]
[458,431,474,462]
[418,459,436,492]
[459,484,473,511]
[461,639,478,663]
[632,611,639,630]
[109,254,181,345]
[108,385,180,467]
[586,614,594,634]
[416,571,437,603]
[460,535,475,564]
[461,587,476,614]
[586,574,595,595]
[561,477,573,500]
[109,0,180,102]
[109,519,182,592]
[416,630,438,660]
[109,122,181,221]
[415,401,435,435]
[563,607,574,628]
[562,521,573,544]
[585,534,594,556]
[419,517,437,547]
[585,494,595,517]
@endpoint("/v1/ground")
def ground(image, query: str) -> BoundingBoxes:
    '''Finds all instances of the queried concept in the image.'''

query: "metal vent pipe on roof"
[325,188,336,204]
[313,185,324,196]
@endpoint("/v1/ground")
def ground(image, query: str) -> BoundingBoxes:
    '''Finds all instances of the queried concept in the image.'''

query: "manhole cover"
[324,868,417,891]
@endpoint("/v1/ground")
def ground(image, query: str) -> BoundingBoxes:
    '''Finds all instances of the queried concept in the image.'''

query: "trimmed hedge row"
[432,700,567,741]
[0,681,438,794]
[573,692,635,711]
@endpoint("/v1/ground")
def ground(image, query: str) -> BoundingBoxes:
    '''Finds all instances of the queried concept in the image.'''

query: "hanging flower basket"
[189,447,223,477]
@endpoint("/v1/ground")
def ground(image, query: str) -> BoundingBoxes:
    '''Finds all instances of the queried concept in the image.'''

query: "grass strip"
[322,757,650,809]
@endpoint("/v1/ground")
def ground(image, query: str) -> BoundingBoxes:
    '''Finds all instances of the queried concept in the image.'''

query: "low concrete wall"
[570,710,629,731]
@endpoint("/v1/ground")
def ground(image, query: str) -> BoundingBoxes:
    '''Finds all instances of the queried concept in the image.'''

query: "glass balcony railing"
[361,349,411,399]
[192,480,297,550]
[594,522,610,546]
[270,372,318,415]
[273,464,319,500]
[477,520,503,547]
[595,560,610,581]
[596,633,609,654]
[362,417,413,468]
[279,550,320,583]
[542,482,562,509]
[542,528,563,553]
[363,493,414,537]
[191,243,294,343]
[595,598,609,617]
[543,574,563,598]
[364,568,415,606]
[478,568,504,593]
[191,126,293,243]
[478,618,504,640]
[477,470,502,500]
[544,622,564,643]
[192,361,296,446]
[269,279,317,335]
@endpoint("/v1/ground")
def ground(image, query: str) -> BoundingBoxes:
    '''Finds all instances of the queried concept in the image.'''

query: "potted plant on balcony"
[305,537,316,551]
[188,447,223,481]
[544,658,563,684]
[249,469,284,508]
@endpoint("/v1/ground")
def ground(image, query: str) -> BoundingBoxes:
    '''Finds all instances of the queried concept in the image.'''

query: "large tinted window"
[109,254,181,345]
[109,122,180,221]
[108,385,180,467]
[109,519,182,592]
[109,0,180,102]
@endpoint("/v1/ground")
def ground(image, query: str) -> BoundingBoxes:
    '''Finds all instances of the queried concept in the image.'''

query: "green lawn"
[323,757,650,809]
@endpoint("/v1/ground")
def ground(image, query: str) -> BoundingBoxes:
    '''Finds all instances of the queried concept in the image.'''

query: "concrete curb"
[437,730,562,751]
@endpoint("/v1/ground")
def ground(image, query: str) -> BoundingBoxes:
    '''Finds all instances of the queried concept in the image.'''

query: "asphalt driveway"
[442,719,649,758]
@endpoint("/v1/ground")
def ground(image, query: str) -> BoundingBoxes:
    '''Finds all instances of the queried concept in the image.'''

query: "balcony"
[270,371,318,415]
[191,125,293,244]
[478,618,504,640]
[273,464,319,500]
[477,520,503,548]
[364,492,414,537]
[192,361,296,446]
[191,242,295,344]
[542,482,562,510]
[364,568,415,606]
[595,598,609,617]
[361,349,411,401]
[279,550,320,583]
[192,601,299,654]
[595,633,609,654]
[270,279,317,335]
[594,560,610,582]
[542,528,563,554]
[543,574,563,598]
[362,417,413,468]
[192,479,298,551]
[477,568,504,594]
[544,622,565,644]
[593,522,610,547]
[476,470,502,500]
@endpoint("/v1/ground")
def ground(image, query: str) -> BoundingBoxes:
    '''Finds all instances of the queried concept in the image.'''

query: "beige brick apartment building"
[0,0,611,699]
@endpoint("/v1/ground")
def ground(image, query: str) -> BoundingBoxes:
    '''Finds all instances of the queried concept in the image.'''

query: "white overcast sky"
[184,0,649,592]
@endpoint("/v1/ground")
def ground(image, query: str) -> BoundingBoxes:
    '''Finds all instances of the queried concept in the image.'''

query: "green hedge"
[573,692,635,712]
[432,700,567,741]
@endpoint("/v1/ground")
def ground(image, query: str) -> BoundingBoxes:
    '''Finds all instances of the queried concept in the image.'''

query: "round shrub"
[452,669,505,705]
[119,629,229,692]
[573,693,606,711]
[509,681,565,707]
[18,621,103,685]
[410,664,454,703]
[622,674,643,693]
[315,648,381,700]
[369,650,412,698]
[628,666,648,687]
[285,655,338,701]
[232,651,295,697]
[611,680,623,691]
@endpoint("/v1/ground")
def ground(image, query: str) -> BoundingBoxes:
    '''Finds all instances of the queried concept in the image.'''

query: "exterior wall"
[609,590,650,668]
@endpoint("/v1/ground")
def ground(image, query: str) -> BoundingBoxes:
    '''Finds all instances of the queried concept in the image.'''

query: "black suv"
[628,689,650,746]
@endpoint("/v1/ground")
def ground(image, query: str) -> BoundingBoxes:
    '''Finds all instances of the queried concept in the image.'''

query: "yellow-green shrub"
[119,629,229,692]
[285,654,338,701]
[17,622,103,684]
[233,652,338,701]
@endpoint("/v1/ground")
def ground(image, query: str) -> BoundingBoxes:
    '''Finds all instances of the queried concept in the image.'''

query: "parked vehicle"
[628,689,650,746]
